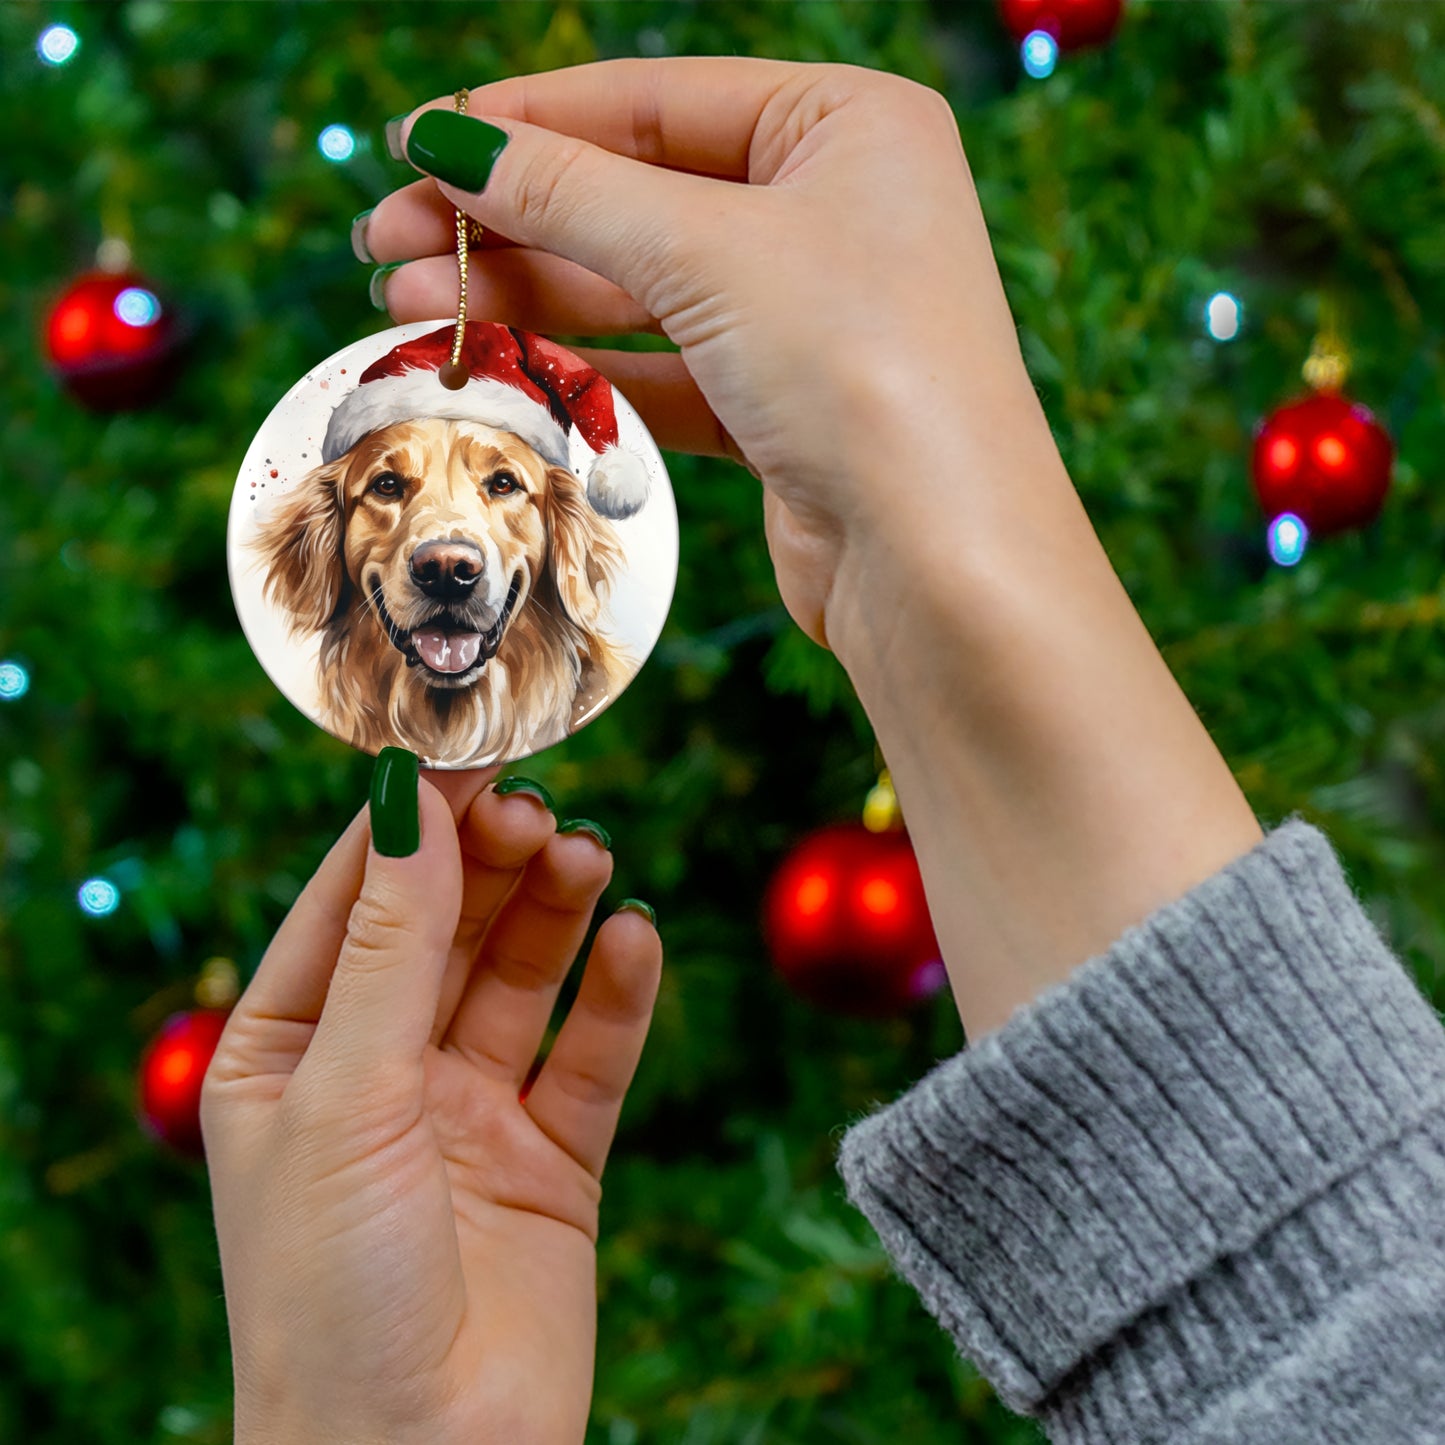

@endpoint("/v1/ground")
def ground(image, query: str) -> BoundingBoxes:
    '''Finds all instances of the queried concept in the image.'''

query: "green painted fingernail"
[617,898,656,926]
[369,262,404,311]
[558,818,611,850]
[405,110,510,192]
[384,114,409,162]
[370,747,420,857]
[494,775,555,811]
[350,208,375,264]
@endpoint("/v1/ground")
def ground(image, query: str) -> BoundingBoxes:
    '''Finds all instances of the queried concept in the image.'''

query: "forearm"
[827,397,1262,1040]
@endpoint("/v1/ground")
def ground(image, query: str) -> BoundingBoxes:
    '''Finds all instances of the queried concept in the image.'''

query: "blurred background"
[2,2,1444,1441]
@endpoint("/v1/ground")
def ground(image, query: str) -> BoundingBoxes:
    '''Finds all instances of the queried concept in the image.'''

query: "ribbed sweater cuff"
[837,818,1445,1425]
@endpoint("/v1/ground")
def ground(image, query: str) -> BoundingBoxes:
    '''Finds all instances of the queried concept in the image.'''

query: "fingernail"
[370,747,420,857]
[617,898,656,926]
[369,262,404,312]
[350,208,375,264]
[493,775,555,811]
[384,114,409,162]
[558,818,611,851]
[405,110,510,192]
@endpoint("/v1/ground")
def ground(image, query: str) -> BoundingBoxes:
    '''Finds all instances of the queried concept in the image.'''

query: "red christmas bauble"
[1251,392,1393,537]
[44,270,180,410]
[138,1009,229,1156]
[998,0,1124,49]
[763,823,945,1017]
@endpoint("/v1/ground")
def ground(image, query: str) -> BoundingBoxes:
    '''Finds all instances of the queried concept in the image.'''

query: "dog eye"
[487,473,521,498]
[369,471,405,499]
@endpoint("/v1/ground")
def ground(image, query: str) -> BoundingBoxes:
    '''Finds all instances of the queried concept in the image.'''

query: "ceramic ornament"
[228,320,677,767]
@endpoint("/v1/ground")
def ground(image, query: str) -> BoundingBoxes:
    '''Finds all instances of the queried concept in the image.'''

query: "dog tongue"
[412,629,483,674]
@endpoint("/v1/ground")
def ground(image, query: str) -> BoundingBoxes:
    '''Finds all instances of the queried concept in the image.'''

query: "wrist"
[825,441,1261,1039]
[823,382,1079,678]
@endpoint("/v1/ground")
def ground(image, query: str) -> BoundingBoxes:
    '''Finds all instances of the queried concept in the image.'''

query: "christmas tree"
[3,3,1443,1441]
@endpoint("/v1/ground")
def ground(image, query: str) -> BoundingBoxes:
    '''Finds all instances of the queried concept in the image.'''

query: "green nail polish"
[405,110,510,192]
[384,114,409,162]
[350,208,375,264]
[369,262,404,312]
[558,818,612,851]
[617,898,656,926]
[370,747,420,857]
[493,775,555,811]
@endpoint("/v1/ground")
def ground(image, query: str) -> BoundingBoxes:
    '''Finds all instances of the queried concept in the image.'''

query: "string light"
[1021,30,1059,78]
[1267,512,1308,567]
[318,124,356,162]
[78,878,121,917]
[37,24,79,66]
[0,661,29,701]
[1205,291,1242,341]
[114,287,162,328]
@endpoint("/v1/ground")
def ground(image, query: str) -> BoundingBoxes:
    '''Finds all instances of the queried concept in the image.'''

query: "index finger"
[409,55,808,181]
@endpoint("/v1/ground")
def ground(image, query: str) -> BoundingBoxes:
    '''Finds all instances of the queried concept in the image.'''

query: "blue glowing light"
[318,124,357,162]
[1021,30,1059,79]
[1267,512,1309,567]
[38,24,79,66]
[114,287,161,328]
[78,877,121,917]
[0,661,29,700]
[1205,291,1242,342]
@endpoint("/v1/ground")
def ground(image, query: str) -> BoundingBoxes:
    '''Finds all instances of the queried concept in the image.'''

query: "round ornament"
[45,269,180,410]
[998,0,1124,50]
[1251,391,1393,537]
[228,320,678,768]
[138,1008,230,1156]
[763,823,945,1017]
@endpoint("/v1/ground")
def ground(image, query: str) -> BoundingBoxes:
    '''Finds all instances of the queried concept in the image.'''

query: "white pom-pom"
[586,446,651,519]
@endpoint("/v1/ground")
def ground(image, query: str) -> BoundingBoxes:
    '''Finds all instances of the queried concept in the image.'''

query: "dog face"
[336,418,552,689]
[255,416,626,762]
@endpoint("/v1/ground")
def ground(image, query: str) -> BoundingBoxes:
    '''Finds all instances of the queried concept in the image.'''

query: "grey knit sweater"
[837,818,1445,1442]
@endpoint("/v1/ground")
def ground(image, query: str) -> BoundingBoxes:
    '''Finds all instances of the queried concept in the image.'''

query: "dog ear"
[253,459,347,634]
[545,464,625,630]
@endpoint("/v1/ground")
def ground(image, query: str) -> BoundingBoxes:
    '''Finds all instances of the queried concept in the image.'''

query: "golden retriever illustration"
[253,416,629,766]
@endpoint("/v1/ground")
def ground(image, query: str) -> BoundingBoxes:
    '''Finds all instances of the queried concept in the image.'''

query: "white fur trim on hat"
[322,369,571,467]
[587,446,651,520]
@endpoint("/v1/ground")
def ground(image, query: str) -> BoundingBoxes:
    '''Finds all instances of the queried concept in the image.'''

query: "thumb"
[304,750,463,1084]
[399,107,734,316]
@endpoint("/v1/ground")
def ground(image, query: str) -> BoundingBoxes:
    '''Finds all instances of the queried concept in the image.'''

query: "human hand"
[202,759,661,1445]
[360,57,1059,661]
[361,61,1260,1043]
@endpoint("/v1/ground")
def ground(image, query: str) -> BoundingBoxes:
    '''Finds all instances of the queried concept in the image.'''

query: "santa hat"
[322,322,651,519]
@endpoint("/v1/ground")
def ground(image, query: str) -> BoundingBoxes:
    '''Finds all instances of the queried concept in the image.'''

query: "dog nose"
[409,540,483,599]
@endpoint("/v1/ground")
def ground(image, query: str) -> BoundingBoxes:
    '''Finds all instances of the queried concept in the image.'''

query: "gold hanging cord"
[439,88,485,390]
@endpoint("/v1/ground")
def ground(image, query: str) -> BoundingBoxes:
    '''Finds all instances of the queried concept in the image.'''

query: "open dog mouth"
[373,572,523,682]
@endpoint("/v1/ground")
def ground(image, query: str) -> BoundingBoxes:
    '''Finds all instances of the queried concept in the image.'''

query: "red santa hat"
[321,322,652,519]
